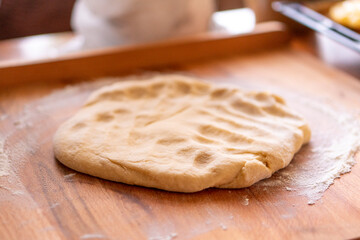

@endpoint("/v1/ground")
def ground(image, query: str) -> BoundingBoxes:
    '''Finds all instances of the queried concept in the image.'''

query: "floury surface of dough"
[54,75,311,192]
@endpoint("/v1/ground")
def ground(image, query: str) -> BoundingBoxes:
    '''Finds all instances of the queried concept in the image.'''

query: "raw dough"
[54,75,311,192]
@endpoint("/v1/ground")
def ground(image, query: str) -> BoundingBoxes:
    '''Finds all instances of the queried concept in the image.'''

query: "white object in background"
[316,33,360,77]
[212,8,255,34]
[71,0,215,49]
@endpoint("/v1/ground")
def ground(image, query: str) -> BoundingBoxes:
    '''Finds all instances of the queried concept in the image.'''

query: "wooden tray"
[1,22,360,240]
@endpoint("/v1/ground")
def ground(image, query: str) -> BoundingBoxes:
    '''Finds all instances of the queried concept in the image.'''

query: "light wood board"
[0,23,360,240]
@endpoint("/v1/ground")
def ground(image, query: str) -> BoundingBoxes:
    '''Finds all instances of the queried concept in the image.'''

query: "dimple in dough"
[54,75,311,192]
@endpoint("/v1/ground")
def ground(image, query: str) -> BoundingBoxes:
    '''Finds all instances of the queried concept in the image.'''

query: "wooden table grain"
[1,24,360,240]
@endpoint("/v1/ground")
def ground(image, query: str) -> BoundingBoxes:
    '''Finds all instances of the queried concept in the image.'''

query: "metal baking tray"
[273,1,360,53]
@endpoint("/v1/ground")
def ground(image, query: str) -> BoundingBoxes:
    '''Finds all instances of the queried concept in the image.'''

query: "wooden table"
[1,31,359,79]
[1,24,360,240]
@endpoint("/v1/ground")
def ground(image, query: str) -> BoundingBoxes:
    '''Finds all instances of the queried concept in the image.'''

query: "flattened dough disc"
[54,75,311,192]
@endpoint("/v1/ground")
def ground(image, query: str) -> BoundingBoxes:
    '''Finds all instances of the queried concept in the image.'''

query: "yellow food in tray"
[329,0,360,30]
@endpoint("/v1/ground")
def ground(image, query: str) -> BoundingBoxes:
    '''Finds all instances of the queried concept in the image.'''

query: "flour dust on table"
[1,75,358,206]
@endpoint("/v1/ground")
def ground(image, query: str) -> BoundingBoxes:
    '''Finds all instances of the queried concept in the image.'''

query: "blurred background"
[0,0,245,40]
[0,0,359,77]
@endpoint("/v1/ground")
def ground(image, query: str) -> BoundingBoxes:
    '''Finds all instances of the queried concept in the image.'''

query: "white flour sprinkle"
[0,79,115,202]
[241,195,249,206]
[50,203,60,209]
[168,233,178,240]
[0,139,10,177]
[0,185,10,191]
[289,98,359,204]
[256,93,360,205]
[149,233,178,240]
[80,233,106,239]
[220,223,227,230]
[41,226,56,232]
[0,114,8,121]
[12,190,24,195]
